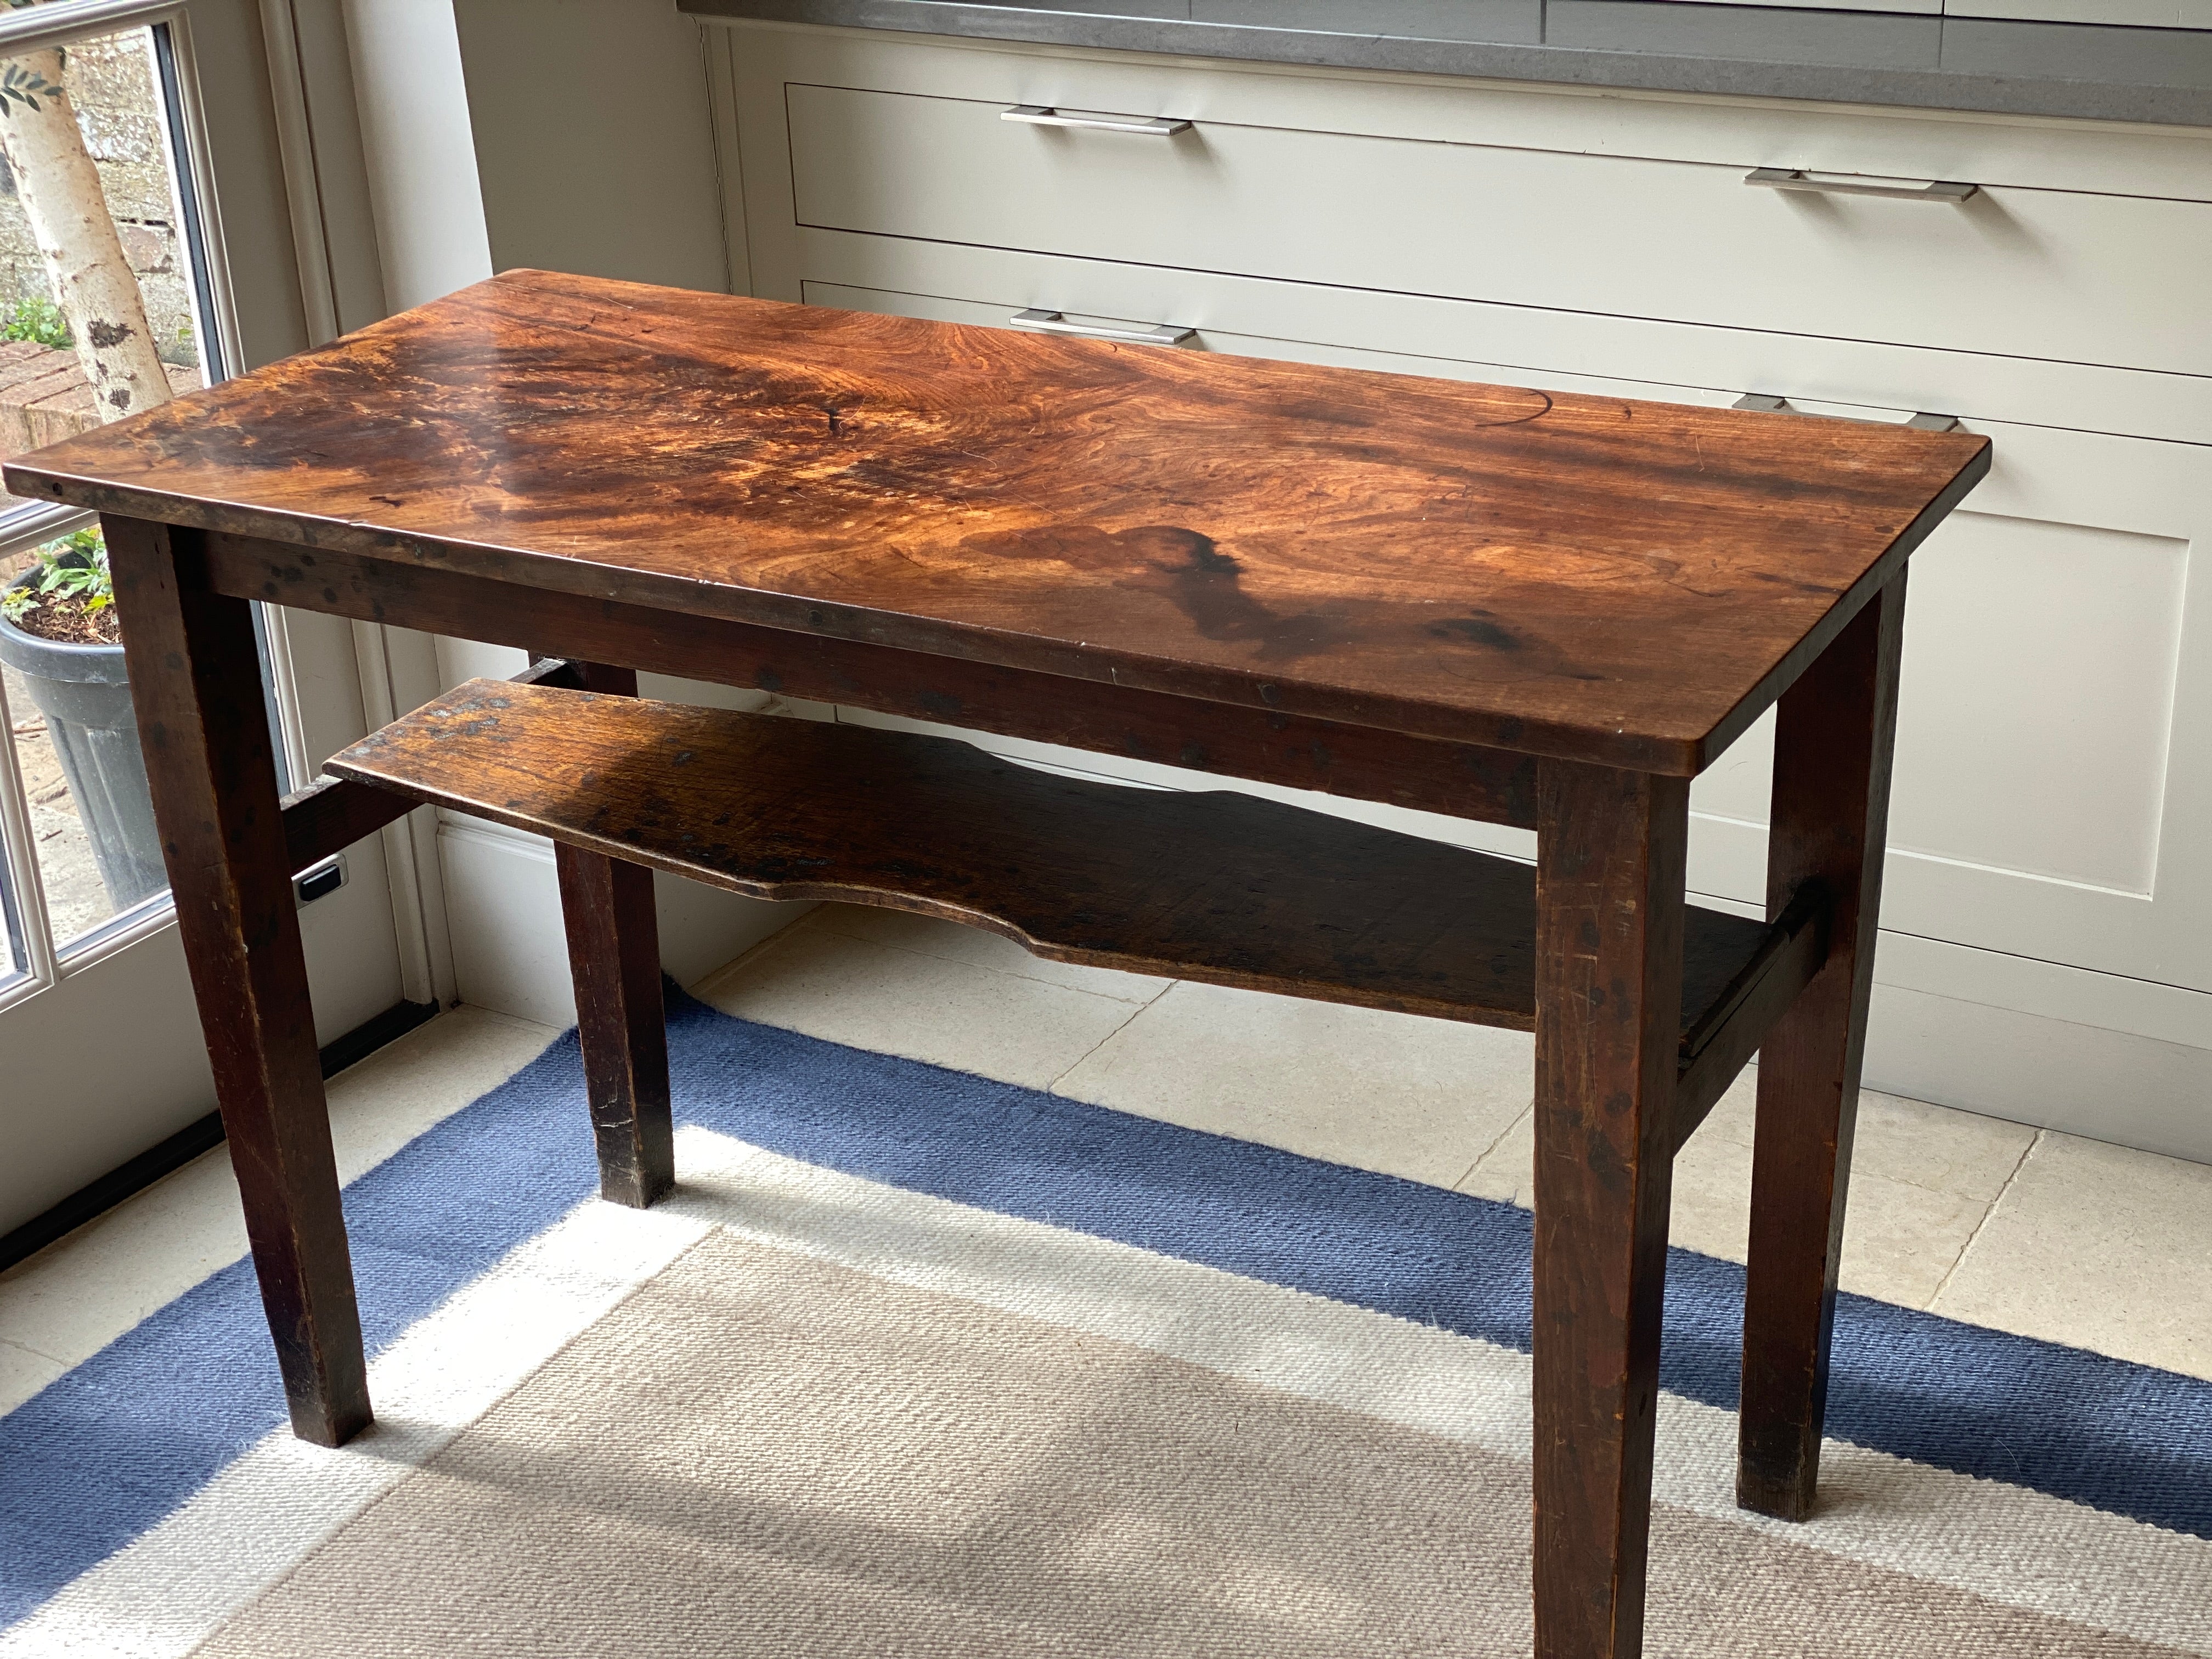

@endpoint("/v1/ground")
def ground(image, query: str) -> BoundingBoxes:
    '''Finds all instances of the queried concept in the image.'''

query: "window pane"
[0,24,205,515]
[0,21,212,953]
[2,524,162,946]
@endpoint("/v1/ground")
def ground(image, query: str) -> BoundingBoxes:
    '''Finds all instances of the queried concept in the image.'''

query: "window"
[0,7,241,994]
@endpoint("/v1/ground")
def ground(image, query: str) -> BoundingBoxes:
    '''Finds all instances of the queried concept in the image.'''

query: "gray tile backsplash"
[1192,0,1542,46]
[1940,16,2212,84]
[1547,2,1942,69]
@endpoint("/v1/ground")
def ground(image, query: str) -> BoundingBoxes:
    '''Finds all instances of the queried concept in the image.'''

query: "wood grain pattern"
[551,663,674,1209]
[279,774,413,878]
[10,270,1988,772]
[1531,759,1688,1659]
[326,679,1773,1039]
[557,840,673,1206]
[106,516,370,1447]
[277,657,586,873]
[200,531,1542,830]
[1738,574,1906,1522]
[1669,881,1829,1153]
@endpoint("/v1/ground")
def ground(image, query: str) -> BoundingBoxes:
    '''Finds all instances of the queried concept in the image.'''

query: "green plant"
[1,295,71,351]
[0,59,58,117]
[1,526,109,623]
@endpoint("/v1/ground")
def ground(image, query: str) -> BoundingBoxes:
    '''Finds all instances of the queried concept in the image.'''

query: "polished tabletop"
[3,269,1987,773]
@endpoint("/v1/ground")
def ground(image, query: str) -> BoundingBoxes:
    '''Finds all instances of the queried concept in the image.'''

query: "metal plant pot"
[0,570,165,911]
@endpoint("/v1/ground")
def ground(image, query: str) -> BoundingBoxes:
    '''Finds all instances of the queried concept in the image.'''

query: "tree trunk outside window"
[0,41,172,423]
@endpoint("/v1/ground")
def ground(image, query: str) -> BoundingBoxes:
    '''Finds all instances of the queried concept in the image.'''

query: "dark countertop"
[678,0,2212,127]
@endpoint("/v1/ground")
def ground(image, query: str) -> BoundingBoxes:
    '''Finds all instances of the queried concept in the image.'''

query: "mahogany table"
[4,270,1988,1659]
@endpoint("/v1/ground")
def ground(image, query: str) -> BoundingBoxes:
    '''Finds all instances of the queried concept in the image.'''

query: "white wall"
[340,0,492,311]
[452,0,731,292]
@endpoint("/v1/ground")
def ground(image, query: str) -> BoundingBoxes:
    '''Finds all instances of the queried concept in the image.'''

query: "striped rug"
[3,989,2207,1656]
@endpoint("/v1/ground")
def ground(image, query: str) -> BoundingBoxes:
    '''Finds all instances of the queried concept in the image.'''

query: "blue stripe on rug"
[4,985,2209,1629]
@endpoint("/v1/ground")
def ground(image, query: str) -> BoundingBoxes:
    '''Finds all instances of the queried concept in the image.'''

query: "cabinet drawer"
[786,82,2212,380]
[797,264,2212,993]
[789,225,2212,443]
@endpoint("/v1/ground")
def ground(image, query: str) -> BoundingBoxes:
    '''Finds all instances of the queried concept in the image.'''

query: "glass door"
[0,0,412,1243]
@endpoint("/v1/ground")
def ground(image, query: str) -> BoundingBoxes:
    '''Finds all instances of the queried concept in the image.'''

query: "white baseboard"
[1865,977,2212,1164]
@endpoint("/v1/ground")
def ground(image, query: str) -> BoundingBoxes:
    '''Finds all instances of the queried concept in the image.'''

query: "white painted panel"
[1701,0,1936,9]
[1697,512,2193,903]
[287,0,390,334]
[1877,928,2212,1051]
[276,602,405,1030]
[714,24,2212,1157]
[1894,514,2185,895]
[1865,979,2212,1163]
[0,928,214,1232]
[785,82,2212,377]
[437,823,572,1029]
[797,254,2212,1156]
[435,635,528,688]
[1690,418,2212,990]
[0,849,408,1232]
[296,833,407,1036]
[793,225,2212,444]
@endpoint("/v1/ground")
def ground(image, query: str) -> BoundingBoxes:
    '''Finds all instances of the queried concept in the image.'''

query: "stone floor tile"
[695,911,1155,1091]
[1672,1131,1991,1308]
[809,904,1170,1003]
[1457,1107,1532,1207]
[1052,979,1533,1188]
[1692,1071,2036,1204]
[326,1006,562,1183]
[1837,1169,1996,1308]
[0,1337,67,1418]
[1457,1086,1999,1307]
[1930,1130,2212,1380]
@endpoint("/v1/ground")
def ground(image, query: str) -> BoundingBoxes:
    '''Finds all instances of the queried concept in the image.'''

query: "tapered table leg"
[553,663,673,1208]
[1737,575,1908,1521]
[106,517,369,1447]
[1532,760,1690,1659]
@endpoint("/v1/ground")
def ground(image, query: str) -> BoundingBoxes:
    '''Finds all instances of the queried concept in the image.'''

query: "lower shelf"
[330,680,1814,1081]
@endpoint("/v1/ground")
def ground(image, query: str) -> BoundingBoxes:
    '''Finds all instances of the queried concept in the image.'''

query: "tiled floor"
[3,902,2209,1419]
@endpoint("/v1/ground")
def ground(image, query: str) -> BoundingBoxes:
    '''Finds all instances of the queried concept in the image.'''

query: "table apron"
[189,528,1539,831]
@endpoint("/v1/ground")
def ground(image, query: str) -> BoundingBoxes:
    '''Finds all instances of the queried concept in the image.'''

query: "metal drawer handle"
[1734,393,1960,433]
[1012,308,1195,347]
[1003,104,1190,137]
[1746,167,1976,202]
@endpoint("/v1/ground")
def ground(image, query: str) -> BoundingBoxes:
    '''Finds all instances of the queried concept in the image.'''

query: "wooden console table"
[4,271,1987,1659]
